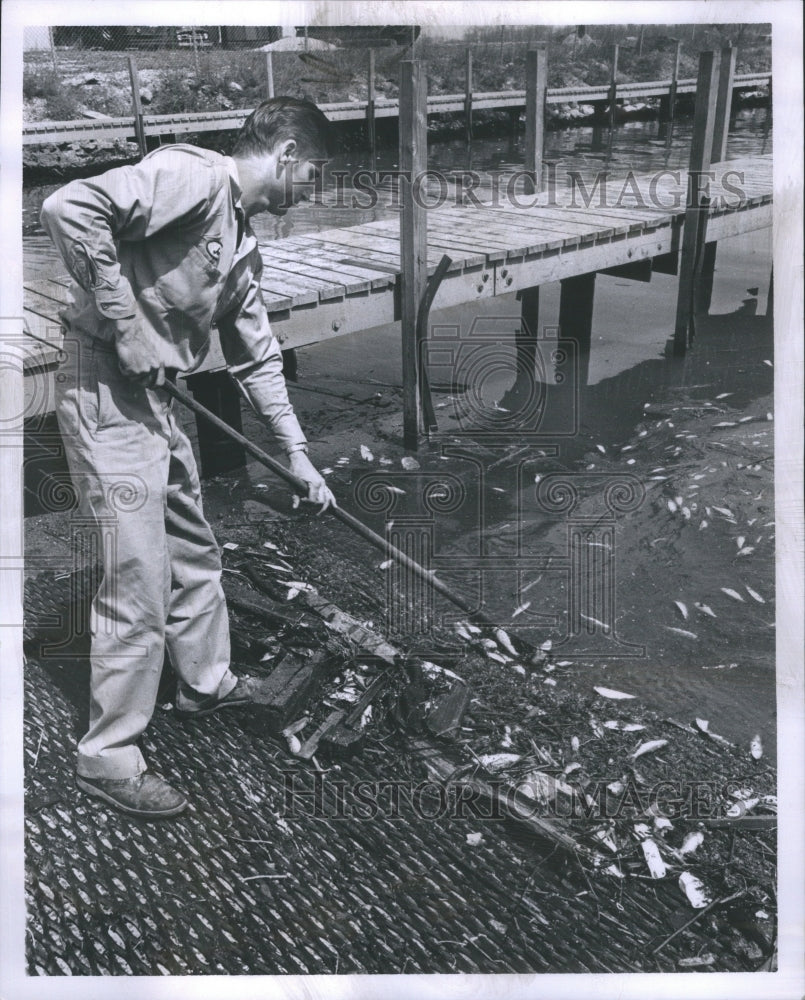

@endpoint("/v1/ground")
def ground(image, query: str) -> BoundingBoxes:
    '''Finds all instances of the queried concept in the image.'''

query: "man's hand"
[288,451,336,513]
[115,316,165,387]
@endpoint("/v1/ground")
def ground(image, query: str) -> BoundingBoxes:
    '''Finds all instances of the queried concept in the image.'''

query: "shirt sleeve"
[40,148,218,322]
[216,260,307,454]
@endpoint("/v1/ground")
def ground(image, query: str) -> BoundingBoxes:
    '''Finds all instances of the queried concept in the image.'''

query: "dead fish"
[632,739,668,759]
[360,444,374,461]
[386,485,406,495]
[715,392,733,400]
[581,613,609,630]
[745,585,765,604]
[623,723,646,732]
[679,871,711,908]
[713,421,738,428]
[285,588,300,600]
[664,626,698,640]
[455,624,474,641]
[726,797,759,818]
[680,831,705,855]
[563,762,581,776]
[750,734,763,759]
[694,602,717,618]
[640,838,668,878]
[570,735,580,753]
[401,456,420,471]
[596,444,606,454]
[737,546,755,557]
[477,752,522,772]
[486,651,511,665]
[721,587,745,602]
[282,716,309,738]
[512,601,531,618]
[674,601,689,620]
[667,499,678,513]
[712,506,734,518]
[737,536,746,549]
[698,520,708,530]
[593,686,635,700]
[677,954,716,969]
[494,628,519,657]
[286,734,303,755]
[465,832,483,847]
[378,560,393,570]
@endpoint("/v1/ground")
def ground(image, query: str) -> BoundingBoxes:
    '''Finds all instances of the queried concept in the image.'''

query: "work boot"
[174,675,254,720]
[76,773,188,819]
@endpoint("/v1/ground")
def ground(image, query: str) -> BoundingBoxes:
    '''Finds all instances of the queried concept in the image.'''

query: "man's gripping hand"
[288,451,336,514]
[115,315,165,387]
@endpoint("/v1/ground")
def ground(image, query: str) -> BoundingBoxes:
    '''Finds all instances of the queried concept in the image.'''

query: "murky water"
[23,109,775,744]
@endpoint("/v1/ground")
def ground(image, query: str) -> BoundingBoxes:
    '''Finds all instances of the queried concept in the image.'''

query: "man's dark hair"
[232,97,330,160]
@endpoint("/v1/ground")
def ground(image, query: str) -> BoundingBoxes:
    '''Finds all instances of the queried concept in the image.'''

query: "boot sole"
[76,777,188,819]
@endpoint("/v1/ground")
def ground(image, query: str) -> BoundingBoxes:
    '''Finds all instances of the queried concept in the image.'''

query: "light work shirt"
[40,144,306,452]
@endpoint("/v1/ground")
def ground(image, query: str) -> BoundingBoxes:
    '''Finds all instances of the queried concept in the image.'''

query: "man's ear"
[278,139,297,164]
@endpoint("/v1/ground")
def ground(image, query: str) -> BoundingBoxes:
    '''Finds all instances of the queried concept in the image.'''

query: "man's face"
[244,140,324,218]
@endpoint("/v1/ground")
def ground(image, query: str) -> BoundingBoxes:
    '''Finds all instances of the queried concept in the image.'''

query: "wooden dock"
[21,72,770,146]
[22,153,772,412]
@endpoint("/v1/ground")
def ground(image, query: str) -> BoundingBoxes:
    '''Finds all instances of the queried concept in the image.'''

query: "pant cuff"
[76,746,147,781]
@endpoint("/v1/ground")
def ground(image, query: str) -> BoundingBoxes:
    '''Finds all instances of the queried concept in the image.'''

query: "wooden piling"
[559,273,596,386]
[367,49,376,158]
[127,56,147,159]
[399,60,428,451]
[697,44,737,314]
[516,287,540,392]
[673,49,721,356]
[608,44,619,129]
[265,51,275,99]
[464,48,473,141]
[661,40,682,121]
[524,46,547,195]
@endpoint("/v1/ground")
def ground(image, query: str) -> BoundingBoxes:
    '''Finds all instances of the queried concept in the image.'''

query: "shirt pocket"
[153,241,223,324]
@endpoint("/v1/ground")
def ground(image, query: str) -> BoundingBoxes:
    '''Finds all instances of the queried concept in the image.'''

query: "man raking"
[41,98,336,819]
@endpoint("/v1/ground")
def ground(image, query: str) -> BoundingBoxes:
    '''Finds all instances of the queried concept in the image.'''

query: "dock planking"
[23,155,772,392]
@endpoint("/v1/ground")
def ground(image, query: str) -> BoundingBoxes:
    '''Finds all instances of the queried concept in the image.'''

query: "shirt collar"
[223,156,243,207]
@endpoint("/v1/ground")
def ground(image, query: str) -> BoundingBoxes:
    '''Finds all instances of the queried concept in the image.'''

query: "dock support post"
[673,49,721,356]
[697,44,736,315]
[184,371,246,478]
[516,287,540,389]
[367,49,376,158]
[660,40,682,121]
[127,56,147,159]
[464,47,473,141]
[608,44,619,129]
[524,46,547,196]
[399,60,428,452]
[265,51,275,99]
[559,273,596,387]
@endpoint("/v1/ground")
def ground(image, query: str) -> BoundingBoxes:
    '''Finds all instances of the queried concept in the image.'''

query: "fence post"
[608,43,619,128]
[399,60,428,452]
[673,49,721,355]
[127,56,148,159]
[697,44,737,313]
[265,51,275,98]
[662,39,682,121]
[48,26,59,73]
[367,49,376,158]
[524,46,547,196]
[464,47,473,141]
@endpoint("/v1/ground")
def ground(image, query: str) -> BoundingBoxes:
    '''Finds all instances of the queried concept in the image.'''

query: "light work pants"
[55,330,236,780]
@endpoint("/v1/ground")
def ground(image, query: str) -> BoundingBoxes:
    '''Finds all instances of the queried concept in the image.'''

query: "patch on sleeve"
[205,239,223,263]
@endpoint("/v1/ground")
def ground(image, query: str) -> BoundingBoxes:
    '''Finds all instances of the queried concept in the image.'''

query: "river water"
[23,109,776,745]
